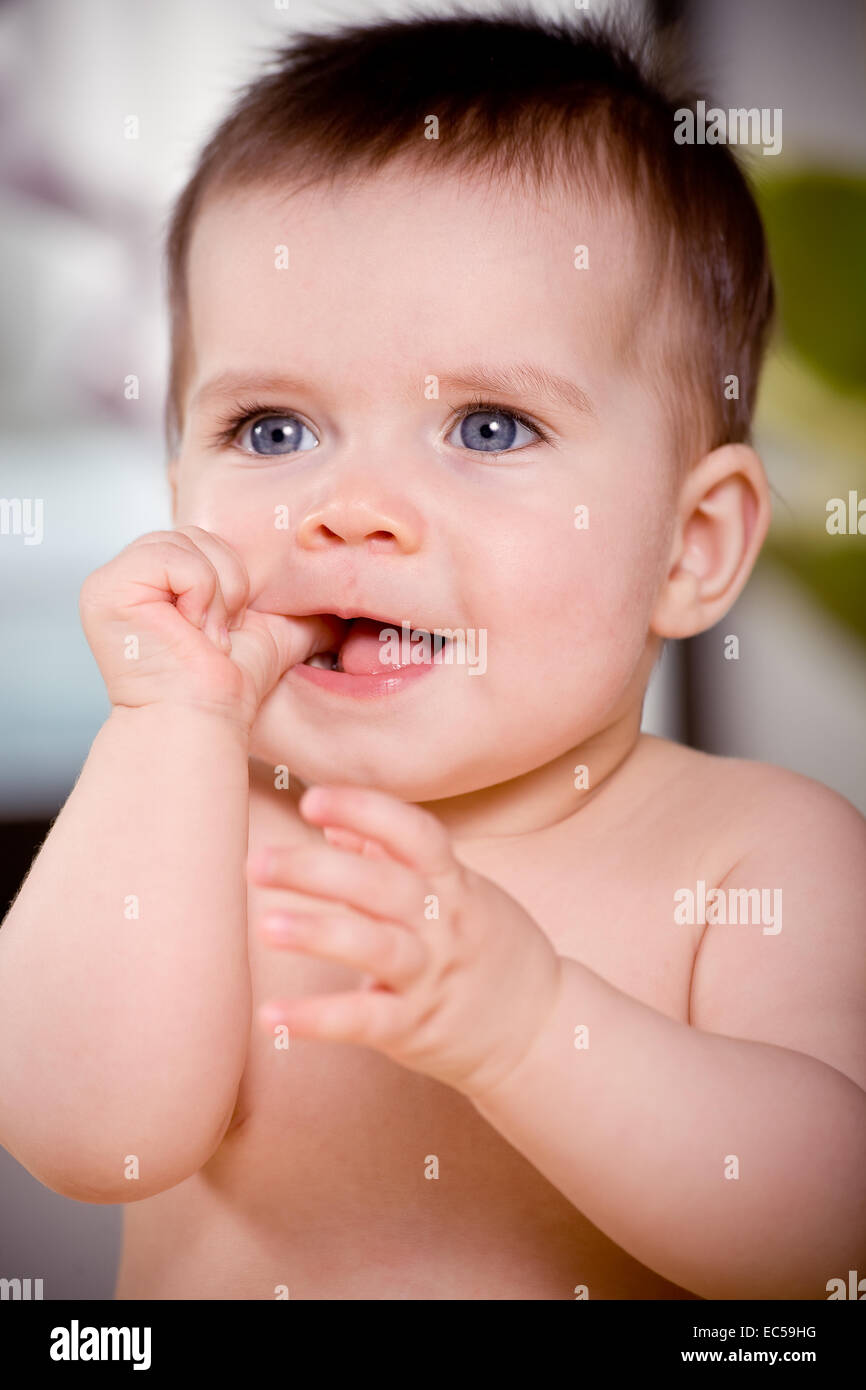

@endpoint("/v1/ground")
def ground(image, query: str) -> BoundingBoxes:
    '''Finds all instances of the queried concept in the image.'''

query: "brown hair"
[162,4,775,467]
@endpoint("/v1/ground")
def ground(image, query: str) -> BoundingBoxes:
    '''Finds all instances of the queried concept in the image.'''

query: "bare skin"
[3,163,863,1302]
[113,733,866,1301]
[115,733,707,1300]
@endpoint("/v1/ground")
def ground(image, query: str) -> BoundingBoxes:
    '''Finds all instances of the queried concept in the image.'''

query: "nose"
[296,493,423,553]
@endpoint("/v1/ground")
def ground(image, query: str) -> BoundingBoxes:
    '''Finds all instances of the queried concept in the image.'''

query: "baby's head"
[162,8,774,807]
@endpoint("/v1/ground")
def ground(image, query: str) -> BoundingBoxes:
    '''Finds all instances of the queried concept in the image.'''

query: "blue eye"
[445,407,541,454]
[237,413,318,457]
[209,396,550,459]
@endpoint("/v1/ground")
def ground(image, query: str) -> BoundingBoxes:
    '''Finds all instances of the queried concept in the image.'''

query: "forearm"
[469,956,866,1299]
[0,704,252,1196]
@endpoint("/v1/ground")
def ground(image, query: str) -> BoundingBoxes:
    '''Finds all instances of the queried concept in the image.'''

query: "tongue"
[338,618,406,676]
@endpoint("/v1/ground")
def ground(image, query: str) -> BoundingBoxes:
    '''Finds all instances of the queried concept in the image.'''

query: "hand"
[79,525,340,732]
[248,784,564,1099]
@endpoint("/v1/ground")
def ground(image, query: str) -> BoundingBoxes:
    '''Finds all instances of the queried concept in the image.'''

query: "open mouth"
[302,616,448,677]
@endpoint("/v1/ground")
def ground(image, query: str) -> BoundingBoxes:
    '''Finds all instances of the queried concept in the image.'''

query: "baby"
[1,9,864,1301]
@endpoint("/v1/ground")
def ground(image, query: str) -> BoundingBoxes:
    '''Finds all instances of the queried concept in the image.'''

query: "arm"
[470,954,865,1299]
[469,777,866,1299]
[0,525,337,1204]
[0,704,251,1202]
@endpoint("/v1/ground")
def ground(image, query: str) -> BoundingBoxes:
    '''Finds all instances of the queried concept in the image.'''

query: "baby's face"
[173,165,679,799]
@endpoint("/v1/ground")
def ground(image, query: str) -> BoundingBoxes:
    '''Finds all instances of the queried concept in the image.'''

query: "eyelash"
[206,394,554,453]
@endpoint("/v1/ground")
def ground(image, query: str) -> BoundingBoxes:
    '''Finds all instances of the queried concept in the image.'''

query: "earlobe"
[650,443,771,640]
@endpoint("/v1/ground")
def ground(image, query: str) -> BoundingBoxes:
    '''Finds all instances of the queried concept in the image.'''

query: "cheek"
[464,512,580,657]
[173,462,228,530]
[173,465,278,583]
[474,490,667,670]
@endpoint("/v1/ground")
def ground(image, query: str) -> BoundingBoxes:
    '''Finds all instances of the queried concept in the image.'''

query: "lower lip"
[288,658,441,698]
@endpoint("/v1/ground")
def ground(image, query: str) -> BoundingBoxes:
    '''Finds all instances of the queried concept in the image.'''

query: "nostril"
[300,515,405,548]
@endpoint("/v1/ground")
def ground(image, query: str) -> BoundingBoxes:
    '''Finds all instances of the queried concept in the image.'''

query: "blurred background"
[0,0,864,1298]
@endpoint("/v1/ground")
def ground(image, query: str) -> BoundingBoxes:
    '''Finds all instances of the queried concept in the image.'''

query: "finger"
[260,910,427,988]
[361,838,392,860]
[323,825,392,860]
[258,987,410,1047]
[298,785,457,876]
[248,610,347,679]
[322,825,366,853]
[173,526,250,629]
[129,538,228,646]
[250,841,426,926]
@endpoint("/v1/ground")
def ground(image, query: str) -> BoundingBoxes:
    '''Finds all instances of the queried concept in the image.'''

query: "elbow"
[13,1106,236,1206]
[33,1161,191,1205]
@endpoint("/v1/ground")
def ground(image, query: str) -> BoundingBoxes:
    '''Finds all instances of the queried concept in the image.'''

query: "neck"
[418,704,645,842]
[249,703,648,844]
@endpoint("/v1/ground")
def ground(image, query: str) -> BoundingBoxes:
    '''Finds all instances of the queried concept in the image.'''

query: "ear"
[650,443,771,640]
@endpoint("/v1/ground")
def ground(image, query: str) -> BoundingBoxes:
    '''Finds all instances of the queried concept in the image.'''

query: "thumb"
[272,611,345,674]
[237,610,344,694]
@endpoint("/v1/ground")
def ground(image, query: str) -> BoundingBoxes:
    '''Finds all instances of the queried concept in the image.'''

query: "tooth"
[307,652,336,669]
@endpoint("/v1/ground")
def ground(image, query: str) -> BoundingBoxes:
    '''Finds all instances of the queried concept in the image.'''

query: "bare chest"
[235,795,703,1118]
[117,795,707,1300]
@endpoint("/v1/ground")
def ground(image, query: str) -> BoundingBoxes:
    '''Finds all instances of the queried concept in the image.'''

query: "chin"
[247,722,497,802]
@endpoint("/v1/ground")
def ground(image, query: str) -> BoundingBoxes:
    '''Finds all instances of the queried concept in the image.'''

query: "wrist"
[107,699,252,744]
[464,951,568,1110]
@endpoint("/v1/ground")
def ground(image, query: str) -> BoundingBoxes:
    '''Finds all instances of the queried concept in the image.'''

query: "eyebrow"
[190,361,594,417]
[436,363,594,417]
[190,372,317,413]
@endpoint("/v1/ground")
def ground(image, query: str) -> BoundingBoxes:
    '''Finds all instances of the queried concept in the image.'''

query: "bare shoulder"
[642,737,866,1089]
[637,733,866,867]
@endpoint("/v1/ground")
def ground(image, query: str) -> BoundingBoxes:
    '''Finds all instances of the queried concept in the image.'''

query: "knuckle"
[132,529,177,546]
[79,568,106,605]
[79,565,120,614]
[134,532,194,558]
[375,929,405,976]
[172,526,218,554]
[179,528,249,596]
[364,999,400,1047]
[222,575,248,612]
[406,996,442,1049]
[328,917,355,952]
[139,537,195,566]
[220,545,250,589]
